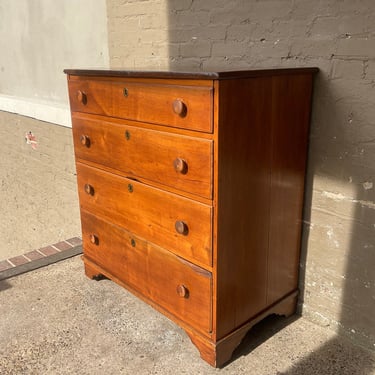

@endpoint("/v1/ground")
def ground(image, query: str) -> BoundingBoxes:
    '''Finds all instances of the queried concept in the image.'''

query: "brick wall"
[107,0,375,349]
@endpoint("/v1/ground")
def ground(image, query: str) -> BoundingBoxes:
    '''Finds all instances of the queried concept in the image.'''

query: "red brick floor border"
[0,237,82,277]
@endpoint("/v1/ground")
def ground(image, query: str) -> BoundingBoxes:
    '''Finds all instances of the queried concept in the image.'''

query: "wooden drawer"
[68,79,213,132]
[77,163,212,268]
[72,116,213,199]
[81,211,212,334]
[111,82,213,132]
[68,80,112,116]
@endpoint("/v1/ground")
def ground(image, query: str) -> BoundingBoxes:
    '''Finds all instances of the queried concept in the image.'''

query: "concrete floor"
[1,112,374,374]
[0,111,81,260]
[1,256,374,375]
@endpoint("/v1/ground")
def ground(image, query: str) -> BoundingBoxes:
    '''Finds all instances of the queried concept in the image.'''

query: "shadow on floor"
[0,280,12,292]
[280,336,375,375]
[229,314,375,374]
[231,314,300,363]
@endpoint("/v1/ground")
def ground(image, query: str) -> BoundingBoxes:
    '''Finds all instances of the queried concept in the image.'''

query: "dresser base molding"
[187,291,298,367]
[83,255,297,368]
[83,257,104,280]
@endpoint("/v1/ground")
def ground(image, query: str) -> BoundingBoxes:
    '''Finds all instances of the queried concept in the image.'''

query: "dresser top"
[64,67,318,80]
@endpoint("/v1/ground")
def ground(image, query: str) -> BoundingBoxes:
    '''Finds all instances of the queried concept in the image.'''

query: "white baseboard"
[0,95,71,127]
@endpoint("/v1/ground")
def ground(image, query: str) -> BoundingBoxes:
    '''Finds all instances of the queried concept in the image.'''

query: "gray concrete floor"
[1,256,374,375]
[1,112,374,374]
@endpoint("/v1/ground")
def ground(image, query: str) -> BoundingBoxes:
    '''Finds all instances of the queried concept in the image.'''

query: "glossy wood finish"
[68,78,214,133]
[81,211,212,334]
[215,77,273,338]
[267,74,314,304]
[65,68,317,368]
[72,116,213,199]
[68,80,112,116]
[214,73,315,340]
[76,162,212,268]
[112,82,213,132]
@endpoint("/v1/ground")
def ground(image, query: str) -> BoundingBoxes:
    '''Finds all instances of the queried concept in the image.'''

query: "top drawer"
[67,79,214,133]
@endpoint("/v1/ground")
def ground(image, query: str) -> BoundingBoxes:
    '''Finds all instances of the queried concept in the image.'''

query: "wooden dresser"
[64,68,317,367]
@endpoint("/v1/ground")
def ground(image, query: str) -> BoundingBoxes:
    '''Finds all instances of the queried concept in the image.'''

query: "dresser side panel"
[266,74,314,304]
[215,77,273,339]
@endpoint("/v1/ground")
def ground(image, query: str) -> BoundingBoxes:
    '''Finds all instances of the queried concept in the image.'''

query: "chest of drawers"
[65,68,317,367]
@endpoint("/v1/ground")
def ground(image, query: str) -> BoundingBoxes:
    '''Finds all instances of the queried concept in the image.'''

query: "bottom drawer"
[81,211,212,334]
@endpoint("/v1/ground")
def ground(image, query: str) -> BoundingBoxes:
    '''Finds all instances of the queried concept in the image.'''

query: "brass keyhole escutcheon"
[128,183,133,193]
[123,88,129,97]
[125,130,131,140]
[130,238,136,247]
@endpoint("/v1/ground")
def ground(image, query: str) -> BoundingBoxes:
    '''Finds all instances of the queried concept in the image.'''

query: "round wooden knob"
[84,183,94,195]
[89,234,98,245]
[176,284,189,298]
[173,158,188,174]
[80,134,90,147]
[175,220,189,235]
[172,99,187,117]
[77,90,87,105]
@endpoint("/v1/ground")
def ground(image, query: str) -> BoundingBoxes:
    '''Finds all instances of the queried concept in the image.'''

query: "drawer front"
[72,117,213,199]
[112,82,213,132]
[68,80,112,116]
[77,163,212,267]
[67,79,213,132]
[81,211,212,334]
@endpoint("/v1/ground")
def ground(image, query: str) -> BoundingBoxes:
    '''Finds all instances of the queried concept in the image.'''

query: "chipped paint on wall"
[322,191,375,210]
[362,181,373,190]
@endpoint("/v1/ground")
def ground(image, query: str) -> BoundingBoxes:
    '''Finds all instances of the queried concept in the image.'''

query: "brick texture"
[66,237,82,246]
[106,0,375,350]
[53,241,73,251]
[8,255,29,267]
[0,260,13,272]
[24,250,44,261]
[39,246,59,257]
[0,238,83,281]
